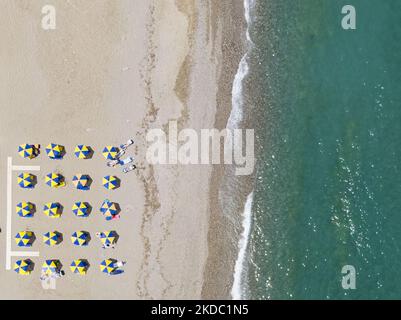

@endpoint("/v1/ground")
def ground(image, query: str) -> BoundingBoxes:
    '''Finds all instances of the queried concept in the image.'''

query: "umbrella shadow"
[114,177,121,189]
[33,144,40,157]
[58,204,64,216]
[81,259,90,272]
[29,202,36,217]
[29,233,36,246]
[57,174,66,187]
[113,231,120,244]
[82,231,91,245]
[114,202,121,215]
[86,146,94,159]
[85,176,93,189]
[26,259,35,272]
[55,231,63,245]
[30,175,38,188]
[54,204,64,217]
[83,202,92,216]
[59,146,66,159]
[56,261,64,274]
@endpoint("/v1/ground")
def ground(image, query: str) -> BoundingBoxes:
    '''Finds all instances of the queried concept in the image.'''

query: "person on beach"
[110,260,126,275]
[40,270,65,281]
[111,214,120,221]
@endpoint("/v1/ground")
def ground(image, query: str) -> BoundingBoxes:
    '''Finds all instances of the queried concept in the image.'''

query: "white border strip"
[12,165,41,171]
[10,251,40,257]
[5,157,40,270]
[6,157,12,270]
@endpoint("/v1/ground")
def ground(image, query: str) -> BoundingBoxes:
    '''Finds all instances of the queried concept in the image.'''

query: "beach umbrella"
[43,202,62,218]
[100,200,120,221]
[18,144,37,159]
[102,175,120,190]
[72,174,91,190]
[102,146,119,160]
[72,202,91,217]
[45,173,65,188]
[74,145,92,159]
[43,231,62,246]
[45,143,64,159]
[71,231,90,246]
[98,231,118,247]
[16,201,34,217]
[15,231,35,247]
[17,173,36,189]
[70,259,89,275]
[42,260,62,276]
[99,258,118,274]
[14,259,34,275]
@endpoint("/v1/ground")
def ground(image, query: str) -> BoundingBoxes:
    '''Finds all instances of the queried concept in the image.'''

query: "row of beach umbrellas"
[17,173,120,190]
[14,231,118,247]
[14,258,123,275]
[16,200,120,220]
[18,144,120,160]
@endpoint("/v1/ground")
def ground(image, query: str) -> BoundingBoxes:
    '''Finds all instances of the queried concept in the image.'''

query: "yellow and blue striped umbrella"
[17,173,36,189]
[72,202,91,217]
[18,144,37,159]
[74,145,92,159]
[100,200,120,221]
[71,231,90,246]
[72,174,91,190]
[14,259,34,275]
[43,202,62,218]
[42,260,62,276]
[16,201,34,217]
[102,146,119,160]
[99,231,118,246]
[15,231,35,247]
[99,258,118,274]
[70,259,89,275]
[43,231,62,246]
[102,175,120,190]
[45,173,65,188]
[45,143,64,159]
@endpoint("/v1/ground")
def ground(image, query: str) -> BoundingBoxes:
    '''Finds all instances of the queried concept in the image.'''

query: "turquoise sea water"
[246,0,401,299]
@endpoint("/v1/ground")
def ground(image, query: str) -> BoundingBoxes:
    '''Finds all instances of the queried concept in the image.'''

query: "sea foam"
[229,0,255,300]
[231,191,254,300]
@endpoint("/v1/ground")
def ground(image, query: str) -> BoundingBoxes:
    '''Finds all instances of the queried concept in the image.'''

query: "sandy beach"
[0,0,245,299]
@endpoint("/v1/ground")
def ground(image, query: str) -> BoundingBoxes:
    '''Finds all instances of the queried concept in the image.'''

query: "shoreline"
[201,0,251,299]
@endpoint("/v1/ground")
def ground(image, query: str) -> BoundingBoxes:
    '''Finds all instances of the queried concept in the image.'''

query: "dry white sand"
[0,0,226,299]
